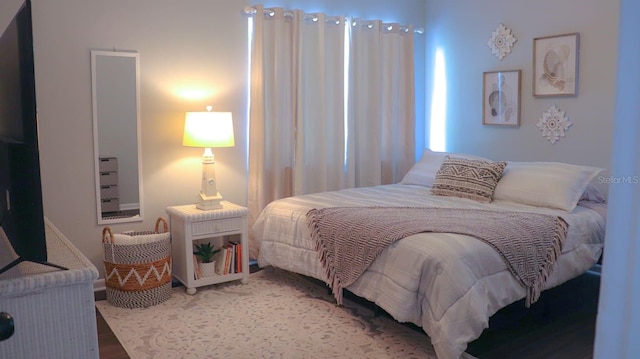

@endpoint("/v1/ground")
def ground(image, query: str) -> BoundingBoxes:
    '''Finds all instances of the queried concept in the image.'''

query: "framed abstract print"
[533,33,580,97]
[482,70,521,126]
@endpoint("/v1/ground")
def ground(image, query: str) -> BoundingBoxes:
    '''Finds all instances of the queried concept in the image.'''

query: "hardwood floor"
[465,270,599,358]
[96,268,600,359]
[96,309,129,359]
[95,290,129,359]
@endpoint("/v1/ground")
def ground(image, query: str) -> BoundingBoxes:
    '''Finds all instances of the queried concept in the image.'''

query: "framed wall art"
[482,70,521,126]
[533,32,580,97]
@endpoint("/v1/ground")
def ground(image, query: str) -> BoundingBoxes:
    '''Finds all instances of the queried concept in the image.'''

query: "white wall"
[424,0,618,194]
[0,0,425,277]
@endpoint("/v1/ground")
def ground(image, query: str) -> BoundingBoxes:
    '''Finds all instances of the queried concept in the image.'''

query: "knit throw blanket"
[306,207,568,307]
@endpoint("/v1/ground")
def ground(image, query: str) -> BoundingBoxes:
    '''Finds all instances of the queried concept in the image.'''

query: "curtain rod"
[242,6,424,34]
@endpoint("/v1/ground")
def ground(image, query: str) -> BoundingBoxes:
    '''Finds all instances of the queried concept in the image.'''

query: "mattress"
[252,184,606,359]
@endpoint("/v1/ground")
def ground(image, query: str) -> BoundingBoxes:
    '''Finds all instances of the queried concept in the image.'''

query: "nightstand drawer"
[192,217,242,236]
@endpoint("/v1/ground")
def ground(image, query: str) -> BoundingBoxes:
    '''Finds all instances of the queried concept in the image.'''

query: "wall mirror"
[91,50,144,224]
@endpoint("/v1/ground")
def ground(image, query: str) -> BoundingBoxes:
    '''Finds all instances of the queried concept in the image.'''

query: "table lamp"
[183,106,235,210]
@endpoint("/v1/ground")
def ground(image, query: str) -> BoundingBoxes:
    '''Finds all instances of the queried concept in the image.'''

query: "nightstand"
[166,201,249,294]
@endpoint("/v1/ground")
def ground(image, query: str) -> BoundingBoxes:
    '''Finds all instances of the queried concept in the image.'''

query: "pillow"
[492,161,604,211]
[400,149,491,187]
[580,183,607,203]
[111,231,170,245]
[430,156,507,203]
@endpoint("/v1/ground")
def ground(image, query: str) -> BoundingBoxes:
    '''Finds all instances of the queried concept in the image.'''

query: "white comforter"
[252,184,606,359]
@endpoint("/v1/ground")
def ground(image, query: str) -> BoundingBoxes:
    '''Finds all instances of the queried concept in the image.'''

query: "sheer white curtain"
[294,12,347,195]
[247,6,294,253]
[247,6,416,257]
[348,20,415,187]
[247,5,346,257]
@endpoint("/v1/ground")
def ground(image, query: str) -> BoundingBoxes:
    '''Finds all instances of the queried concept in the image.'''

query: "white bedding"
[252,184,606,359]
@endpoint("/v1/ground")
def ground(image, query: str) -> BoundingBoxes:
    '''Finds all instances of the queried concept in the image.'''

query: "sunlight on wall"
[343,20,350,166]
[153,70,223,102]
[429,48,446,152]
[175,88,216,101]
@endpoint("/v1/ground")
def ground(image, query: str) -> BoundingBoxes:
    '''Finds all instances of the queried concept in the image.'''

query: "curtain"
[247,6,346,257]
[349,20,415,187]
[295,12,347,195]
[247,6,416,258]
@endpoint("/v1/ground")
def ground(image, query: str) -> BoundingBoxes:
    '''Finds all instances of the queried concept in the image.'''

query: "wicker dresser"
[0,218,99,359]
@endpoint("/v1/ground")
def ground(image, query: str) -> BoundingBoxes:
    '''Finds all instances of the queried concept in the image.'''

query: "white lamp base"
[195,148,223,211]
[196,191,224,210]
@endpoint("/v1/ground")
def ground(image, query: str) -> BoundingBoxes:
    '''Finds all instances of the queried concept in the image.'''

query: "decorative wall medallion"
[487,24,517,60]
[537,104,572,144]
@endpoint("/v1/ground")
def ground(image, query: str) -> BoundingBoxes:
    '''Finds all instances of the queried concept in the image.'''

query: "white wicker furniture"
[167,201,249,295]
[0,218,99,359]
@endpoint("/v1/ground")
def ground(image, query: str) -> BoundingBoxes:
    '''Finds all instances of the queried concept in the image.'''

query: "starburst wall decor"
[537,104,572,144]
[487,24,517,60]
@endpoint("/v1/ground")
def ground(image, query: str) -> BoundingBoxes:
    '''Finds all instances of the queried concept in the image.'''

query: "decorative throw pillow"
[430,156,507,203]
[400,149,492,187]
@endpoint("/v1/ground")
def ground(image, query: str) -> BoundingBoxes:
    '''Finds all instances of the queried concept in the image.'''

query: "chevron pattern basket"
[102,217,172,308]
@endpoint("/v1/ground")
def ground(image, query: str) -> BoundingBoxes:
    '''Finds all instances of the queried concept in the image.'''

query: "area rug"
[96,267,473,359]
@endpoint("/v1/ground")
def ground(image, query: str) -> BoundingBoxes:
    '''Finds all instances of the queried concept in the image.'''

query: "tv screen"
[0,9,24,144]
[0,0,64,275]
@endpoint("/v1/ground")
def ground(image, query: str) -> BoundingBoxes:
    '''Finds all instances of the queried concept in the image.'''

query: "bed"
[252,150,606,359]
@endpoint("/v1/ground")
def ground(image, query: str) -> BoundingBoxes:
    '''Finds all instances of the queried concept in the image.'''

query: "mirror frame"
[90,50,144,225]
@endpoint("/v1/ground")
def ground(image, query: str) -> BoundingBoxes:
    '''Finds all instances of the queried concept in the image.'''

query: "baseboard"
[119,203,140,211]
[94,278,106,292]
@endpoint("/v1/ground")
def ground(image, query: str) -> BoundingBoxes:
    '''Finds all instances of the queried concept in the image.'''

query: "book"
[223,244,232,275]
[193,254,202,280]
[214,249,227,275]
[236,243,242,273]
[230,241,242,273]
[229,243,236,274]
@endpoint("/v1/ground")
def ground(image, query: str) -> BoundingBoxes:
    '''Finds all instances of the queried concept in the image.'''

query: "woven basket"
[102,217,172,308]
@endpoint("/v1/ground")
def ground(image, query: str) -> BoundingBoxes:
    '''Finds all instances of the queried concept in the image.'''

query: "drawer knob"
[0,312,14,342]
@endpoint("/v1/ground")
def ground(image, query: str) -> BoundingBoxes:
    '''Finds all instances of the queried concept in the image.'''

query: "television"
[0,0,64,275]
